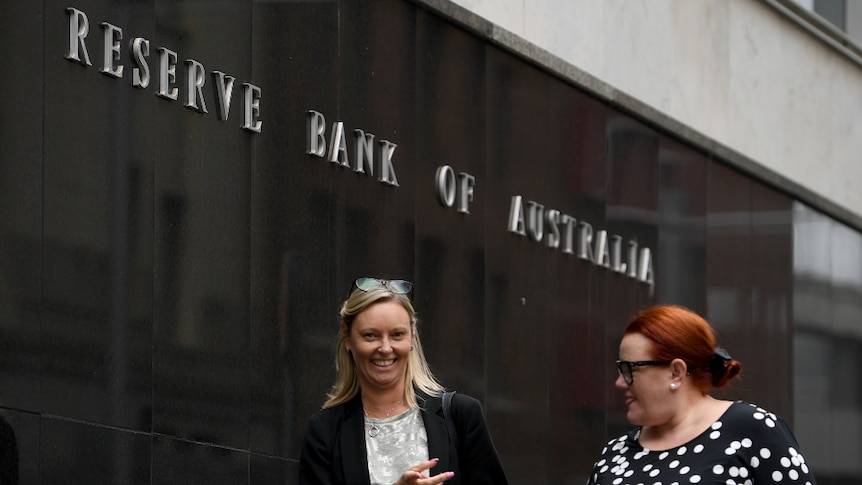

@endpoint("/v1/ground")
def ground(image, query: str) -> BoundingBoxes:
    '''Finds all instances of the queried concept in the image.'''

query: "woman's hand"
[394,458,454,485]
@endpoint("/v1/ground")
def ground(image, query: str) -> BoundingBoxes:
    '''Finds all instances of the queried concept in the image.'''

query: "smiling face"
[616,332,676,427]
[343,300,413,395]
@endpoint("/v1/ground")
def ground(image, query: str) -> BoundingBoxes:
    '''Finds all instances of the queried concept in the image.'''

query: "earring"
[670,383,677,389]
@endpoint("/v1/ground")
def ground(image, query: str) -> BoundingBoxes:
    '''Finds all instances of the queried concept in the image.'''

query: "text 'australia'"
[508,195,655,287]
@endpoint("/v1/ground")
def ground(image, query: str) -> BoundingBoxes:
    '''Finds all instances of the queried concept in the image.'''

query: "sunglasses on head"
[350,277,414,297]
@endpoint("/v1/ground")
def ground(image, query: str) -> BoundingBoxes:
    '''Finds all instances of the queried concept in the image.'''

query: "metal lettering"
[211,71,235,121]
[577,221,594,261]
[184,59,208,113]
[526,201,544,242]
[241,83,262,133]
[157,47,178,100]
[436,166,456,208]
[130,38,150,88]
[327,122,349,166]
[508,196,526,236]
[545,209,561,249]
[306,110,327,156]
[100,22,123,78]
[354,129,375,175]
[638,247,654,285]
[65,7,92,65]
[63,7,261,134]
[305,110,398,182]
[610,235,623,272]
[503,194,654,287]
[378,141,398,186]
[436,167,475,214]
[594,230,610,268]
[457,172,475,214]
[560,214,577,255]
[626,240,638,278]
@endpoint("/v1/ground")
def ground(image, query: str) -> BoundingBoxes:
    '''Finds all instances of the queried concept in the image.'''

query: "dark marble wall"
[791,205,862,485]
[0,0,859,483]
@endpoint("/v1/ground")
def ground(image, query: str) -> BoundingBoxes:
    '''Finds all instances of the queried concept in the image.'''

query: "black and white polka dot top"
[587,401,816,485]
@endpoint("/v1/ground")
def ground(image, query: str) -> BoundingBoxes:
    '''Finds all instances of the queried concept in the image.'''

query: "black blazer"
[299,390,508,484]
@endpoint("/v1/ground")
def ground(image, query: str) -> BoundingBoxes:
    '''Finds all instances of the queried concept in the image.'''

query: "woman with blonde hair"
[299,277,507,485]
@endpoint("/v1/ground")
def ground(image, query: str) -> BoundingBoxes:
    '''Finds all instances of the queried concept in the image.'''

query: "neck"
[360,386,406,415]
[640,395,731,449]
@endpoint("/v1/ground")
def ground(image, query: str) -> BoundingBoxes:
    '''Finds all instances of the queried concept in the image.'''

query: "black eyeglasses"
[616,360,670,385]
[351,277,413,296]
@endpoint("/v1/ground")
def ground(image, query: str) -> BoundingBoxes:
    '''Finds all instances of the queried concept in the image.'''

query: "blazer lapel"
[421,393,452,474]
[340,392,452,483]
[340,395,371,485]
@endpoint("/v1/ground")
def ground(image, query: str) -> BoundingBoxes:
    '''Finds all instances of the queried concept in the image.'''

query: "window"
[768,0,862,66]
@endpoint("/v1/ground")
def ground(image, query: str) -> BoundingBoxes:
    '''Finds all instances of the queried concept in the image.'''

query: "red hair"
[625,305,741,393]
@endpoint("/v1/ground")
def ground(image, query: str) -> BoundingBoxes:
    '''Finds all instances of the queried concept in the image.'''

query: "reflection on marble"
[446,0,862,223]
[1,0,860,483]
[793,204,862,480]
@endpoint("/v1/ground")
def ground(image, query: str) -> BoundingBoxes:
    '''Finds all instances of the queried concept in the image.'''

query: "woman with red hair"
[587,304,817,484]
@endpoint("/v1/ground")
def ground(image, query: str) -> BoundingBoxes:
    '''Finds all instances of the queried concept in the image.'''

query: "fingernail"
[431,457,439,462]
[446,472,455,478]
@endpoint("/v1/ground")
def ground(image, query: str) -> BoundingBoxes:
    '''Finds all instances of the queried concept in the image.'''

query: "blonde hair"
[323,285,444,409]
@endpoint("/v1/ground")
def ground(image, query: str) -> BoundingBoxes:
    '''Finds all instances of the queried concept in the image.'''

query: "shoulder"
[448,391,481,409]
[718,401,799,441]
[590,432,639,475]
[722,400,783,426]
[312,401,348,419]
[717,402,815,479]
[306,399,358,433]
[302,399,363,457]
[446,392,486,419]
[603,431,639,454]
[419,390,482,414]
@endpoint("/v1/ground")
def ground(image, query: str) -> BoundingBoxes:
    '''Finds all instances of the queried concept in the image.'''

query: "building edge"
[410,0,862,233]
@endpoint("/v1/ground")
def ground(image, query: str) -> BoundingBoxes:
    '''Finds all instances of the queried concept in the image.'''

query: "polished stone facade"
[0,0,859,483]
